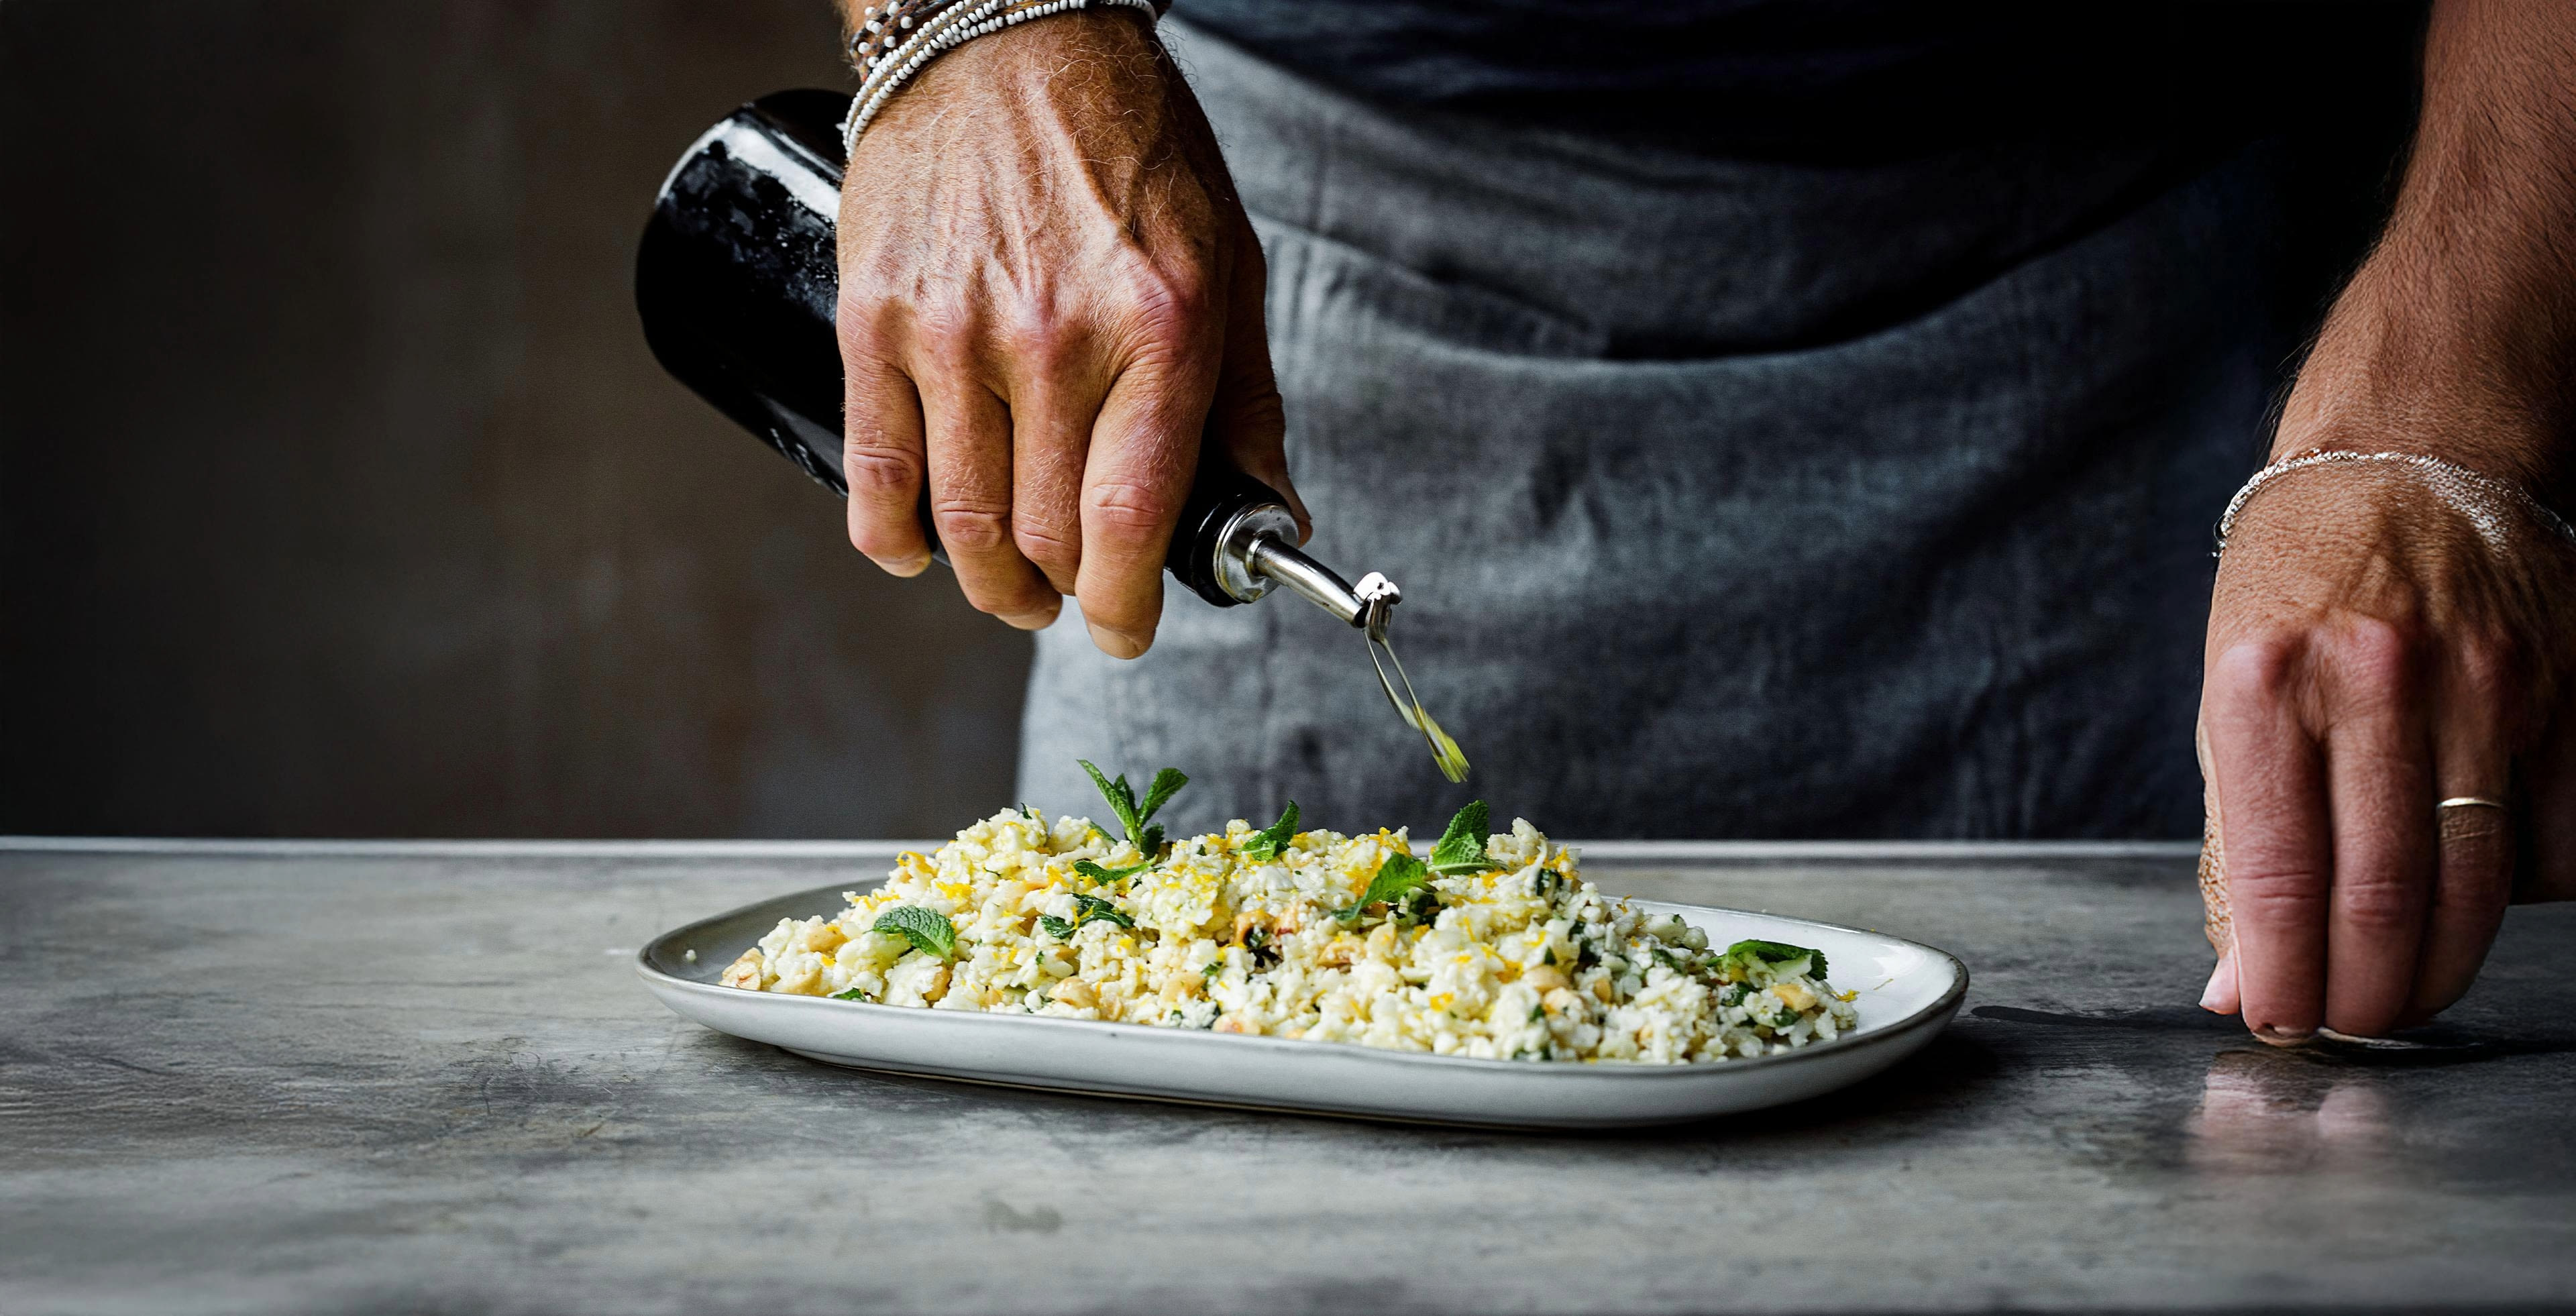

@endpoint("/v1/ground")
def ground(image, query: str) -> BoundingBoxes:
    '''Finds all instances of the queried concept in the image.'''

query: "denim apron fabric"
[1017,19,2337,840]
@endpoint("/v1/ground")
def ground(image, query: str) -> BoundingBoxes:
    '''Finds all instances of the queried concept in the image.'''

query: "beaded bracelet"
[841,0,1166,156]
[2213,447,2576,557]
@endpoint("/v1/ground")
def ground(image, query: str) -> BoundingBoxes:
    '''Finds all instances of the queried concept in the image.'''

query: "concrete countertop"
[5,839,2571,1314]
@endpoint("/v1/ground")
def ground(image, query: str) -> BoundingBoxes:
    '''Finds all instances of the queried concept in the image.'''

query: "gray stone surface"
[4,840,2571,1315]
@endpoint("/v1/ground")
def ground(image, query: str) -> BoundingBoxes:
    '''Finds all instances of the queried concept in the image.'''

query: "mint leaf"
[1336,851,1432,924]
[1428,800,1499,875]
[1242,801,1299,862]
[872,906,957,960]
[1077,759,1187,858]
[1077,758,1142,840]
[1072,859,1147,887]
[1723,938,1827,982]
[1137,768,1189,825]
[1037,914,1076,941]
[1071,893,1134,931]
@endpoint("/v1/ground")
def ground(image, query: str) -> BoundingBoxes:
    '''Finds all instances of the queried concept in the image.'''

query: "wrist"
[842,0,1164,151]
[2274,289,2570,505]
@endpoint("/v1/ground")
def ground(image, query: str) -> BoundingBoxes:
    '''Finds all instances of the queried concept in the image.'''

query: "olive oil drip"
[1365,628,1469,783]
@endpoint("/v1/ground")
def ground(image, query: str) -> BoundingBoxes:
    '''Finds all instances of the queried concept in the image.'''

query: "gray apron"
[1019,19,2333,840]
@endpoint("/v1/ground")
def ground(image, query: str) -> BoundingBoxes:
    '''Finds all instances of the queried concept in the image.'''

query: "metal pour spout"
[1211,507,1470,783]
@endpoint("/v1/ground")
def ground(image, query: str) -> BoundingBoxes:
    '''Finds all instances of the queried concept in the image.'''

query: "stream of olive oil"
[1365,630,1470,783]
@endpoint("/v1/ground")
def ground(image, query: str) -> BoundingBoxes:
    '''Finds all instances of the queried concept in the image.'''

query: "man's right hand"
[834,8,1299,658]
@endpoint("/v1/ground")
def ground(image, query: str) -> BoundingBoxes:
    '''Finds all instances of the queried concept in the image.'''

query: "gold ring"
[2438,796,2509,812]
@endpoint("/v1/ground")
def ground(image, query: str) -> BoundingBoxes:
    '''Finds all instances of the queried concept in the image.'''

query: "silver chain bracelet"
[2213,447,2576,557]
[839,0,1164,157]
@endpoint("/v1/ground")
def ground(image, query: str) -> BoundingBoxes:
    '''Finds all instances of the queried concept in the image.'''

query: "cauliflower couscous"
[720,763,1858,1064]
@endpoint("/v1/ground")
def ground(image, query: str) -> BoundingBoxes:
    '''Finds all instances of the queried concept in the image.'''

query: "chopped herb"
[1199,962,1225,981]
[1772,1008,1802,1029]
[871,906,957,959]
[1070,893,1135,931]
[1242,801,1299,862]
[1527,1001,1546,1023]
[1072,858,1148,887]
[1244,925,1271,952]
[833,987,868,1001]
[1428,800,1501,875]
[1335,851,1433,924]
[1542,946,1557,967]
[1015,802,1038,819]
[1037,914,1077,941]
[1721,983,1751,1007]
[1394,886,1442,927]
[1722,938,1829,981]
[1077,759,1187,859]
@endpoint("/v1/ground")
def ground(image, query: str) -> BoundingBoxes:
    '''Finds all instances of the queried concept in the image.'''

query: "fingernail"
[2198,961,2230,1012]
[870,552,933,578]
[1001,606,1060,631]
[1086,622,1145,659]
[2252,1024,2315,1047]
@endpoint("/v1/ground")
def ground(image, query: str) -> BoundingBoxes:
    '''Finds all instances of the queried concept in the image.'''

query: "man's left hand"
[2196,0,2576,1040]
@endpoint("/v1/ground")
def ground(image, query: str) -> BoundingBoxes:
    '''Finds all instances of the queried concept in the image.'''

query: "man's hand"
[833,8,1298,657]
[2197,0,2576,1039]
[2200,471,2576,1038]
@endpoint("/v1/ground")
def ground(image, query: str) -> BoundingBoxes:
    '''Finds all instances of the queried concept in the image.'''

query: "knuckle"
[996,301,1081,370]
[841,441,920,497]
[2326,616,2420,701]
[2333,874,2422,934]
[2229,866,2328,924]
[2208,637,2304,713]
[930,500,1014,555]
[834,288,896,353]
[1083,478,1181,543]
[2451,631,2526,712]
[1114,267,1216,349]
[908,296,985,365]
[1013,518,1080,576]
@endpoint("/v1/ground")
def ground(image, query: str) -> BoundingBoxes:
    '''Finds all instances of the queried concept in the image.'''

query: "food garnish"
[871,906,956,960]
[1077,760,1187,859]
[1241,801,1299,862]
[1427,800,1501,875]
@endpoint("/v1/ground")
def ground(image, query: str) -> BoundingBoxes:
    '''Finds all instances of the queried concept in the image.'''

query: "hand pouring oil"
[635,89,1469,783]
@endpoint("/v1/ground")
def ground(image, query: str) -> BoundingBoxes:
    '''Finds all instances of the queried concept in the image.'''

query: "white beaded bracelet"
[2213,447,2576,557]
[840,0,1164,156]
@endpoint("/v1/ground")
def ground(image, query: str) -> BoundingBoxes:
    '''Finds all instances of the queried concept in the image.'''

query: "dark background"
[1,1,1032,837]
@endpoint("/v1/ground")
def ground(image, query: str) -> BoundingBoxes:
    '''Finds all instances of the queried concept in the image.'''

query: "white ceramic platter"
[637,884,1967,1129]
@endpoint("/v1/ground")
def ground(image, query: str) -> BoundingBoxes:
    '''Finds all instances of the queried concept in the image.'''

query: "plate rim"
[636,882,1970,1082]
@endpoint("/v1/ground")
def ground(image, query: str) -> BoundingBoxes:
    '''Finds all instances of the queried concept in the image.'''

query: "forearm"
[2277,0,2576,503]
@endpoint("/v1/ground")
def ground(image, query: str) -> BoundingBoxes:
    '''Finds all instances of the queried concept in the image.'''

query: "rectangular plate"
[638,884,1967,1129]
